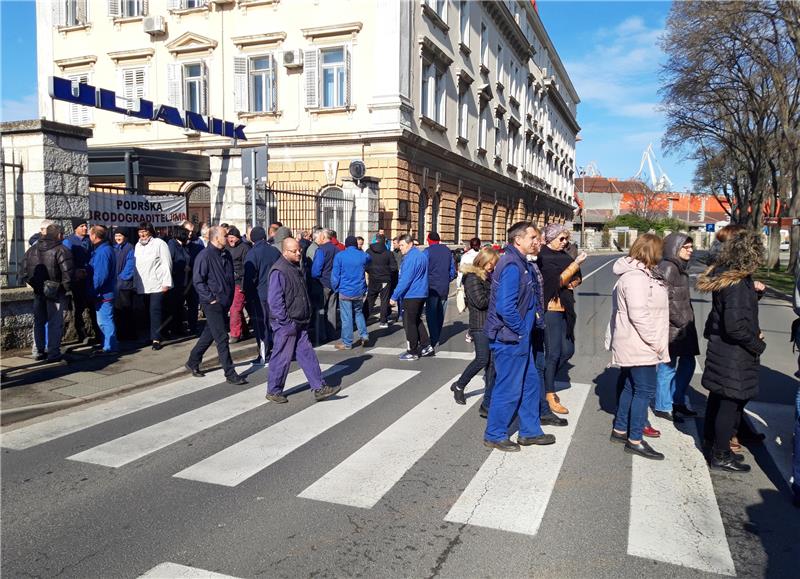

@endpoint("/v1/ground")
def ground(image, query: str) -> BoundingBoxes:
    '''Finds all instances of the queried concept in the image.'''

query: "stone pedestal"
[343,177,380,243]
[1,120,92,288]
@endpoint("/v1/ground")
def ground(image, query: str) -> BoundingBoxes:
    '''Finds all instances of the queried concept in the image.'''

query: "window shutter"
[200,62,208,116]
[167,63,183,108]
[54,0,65,26]
[344,47,352,107]
[270,55,278,112]
[168,0,181,9]
[77,0,88,24]
[142,0,149,16]
[69,74,91,125]
[233,57,249,113]
[304,49,318,108]
[108,0,120,17]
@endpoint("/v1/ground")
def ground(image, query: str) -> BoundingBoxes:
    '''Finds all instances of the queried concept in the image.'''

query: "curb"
[1,341,259,426]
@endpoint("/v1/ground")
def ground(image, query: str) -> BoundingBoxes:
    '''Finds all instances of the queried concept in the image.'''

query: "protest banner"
[89,192,188,227]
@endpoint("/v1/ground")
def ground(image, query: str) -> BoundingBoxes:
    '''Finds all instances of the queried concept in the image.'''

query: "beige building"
[37,0,579,243]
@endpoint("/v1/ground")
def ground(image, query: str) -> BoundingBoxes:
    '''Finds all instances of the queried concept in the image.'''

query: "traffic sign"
[705,223,715,232]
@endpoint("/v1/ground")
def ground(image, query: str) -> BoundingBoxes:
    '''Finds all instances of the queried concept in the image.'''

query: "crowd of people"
[19,215,800,503]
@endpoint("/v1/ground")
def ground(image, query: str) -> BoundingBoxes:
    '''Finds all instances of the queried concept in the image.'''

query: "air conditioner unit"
[143,16,166,35]
[283,49,303,69]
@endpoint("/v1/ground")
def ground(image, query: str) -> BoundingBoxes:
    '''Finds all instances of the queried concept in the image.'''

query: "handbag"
[456,286,467,313]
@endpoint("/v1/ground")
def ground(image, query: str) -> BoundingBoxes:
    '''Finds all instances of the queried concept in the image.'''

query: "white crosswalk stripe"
[317,344,474,360]
[444,383,591,536]
[299,374,484,508]
[173,368,419,487]
[629,412,736,575]
[1,369,230,450]
[67,365,346,468]
[138,562,240,578]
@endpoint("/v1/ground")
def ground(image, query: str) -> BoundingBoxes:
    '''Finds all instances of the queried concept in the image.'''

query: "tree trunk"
[766,225,781,270]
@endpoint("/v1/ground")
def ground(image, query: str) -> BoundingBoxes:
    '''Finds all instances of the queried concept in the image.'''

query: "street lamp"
[578,167,586,248]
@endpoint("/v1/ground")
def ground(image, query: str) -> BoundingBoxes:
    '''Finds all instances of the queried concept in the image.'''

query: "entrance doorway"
[188,184,211,226]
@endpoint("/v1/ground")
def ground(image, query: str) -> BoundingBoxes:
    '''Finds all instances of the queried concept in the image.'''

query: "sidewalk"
[1,334,259,425]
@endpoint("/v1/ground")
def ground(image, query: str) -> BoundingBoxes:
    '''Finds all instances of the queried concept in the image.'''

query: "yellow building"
[37,0,579,242]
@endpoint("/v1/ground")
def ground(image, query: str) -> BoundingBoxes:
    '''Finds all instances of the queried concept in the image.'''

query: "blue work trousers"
[268,322,324,395]
[485,340,544,443]
[426,293,448,347]
[95,299,117,352]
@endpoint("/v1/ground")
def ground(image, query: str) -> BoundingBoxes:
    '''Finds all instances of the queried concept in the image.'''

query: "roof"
[88,147,211,183]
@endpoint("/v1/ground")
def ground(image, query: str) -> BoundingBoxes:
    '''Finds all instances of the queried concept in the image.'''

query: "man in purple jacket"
[266,237,340,403]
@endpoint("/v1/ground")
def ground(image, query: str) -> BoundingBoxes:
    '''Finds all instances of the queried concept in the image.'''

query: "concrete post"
[344,177,380,242]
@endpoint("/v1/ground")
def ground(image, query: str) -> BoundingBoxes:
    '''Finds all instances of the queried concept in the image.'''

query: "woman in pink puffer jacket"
[609,233,670,460]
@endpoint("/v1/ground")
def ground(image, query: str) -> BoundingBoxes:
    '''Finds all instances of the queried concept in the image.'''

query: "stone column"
[1,120,92,287]
[207,148,248,232]
[344,177,380,242]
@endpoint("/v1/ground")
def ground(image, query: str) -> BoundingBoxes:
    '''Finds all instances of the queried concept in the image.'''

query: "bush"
[604,215,688,235]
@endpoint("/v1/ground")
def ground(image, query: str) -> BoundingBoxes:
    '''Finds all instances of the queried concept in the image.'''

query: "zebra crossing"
[1,360,737,576]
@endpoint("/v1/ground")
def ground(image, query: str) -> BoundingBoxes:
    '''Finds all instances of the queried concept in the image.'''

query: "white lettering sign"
[89,192,188,226]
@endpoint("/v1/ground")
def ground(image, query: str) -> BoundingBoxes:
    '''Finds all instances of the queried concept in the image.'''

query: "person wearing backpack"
[22,223,74,362]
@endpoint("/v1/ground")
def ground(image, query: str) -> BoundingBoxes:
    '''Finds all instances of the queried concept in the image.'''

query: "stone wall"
[1,287,35,351]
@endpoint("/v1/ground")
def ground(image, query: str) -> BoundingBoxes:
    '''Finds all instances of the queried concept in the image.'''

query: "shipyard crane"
[633,144,673,192]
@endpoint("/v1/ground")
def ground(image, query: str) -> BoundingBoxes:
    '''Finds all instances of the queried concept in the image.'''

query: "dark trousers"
[144,292,165,342]
[114,289,136,341]
[187,302,236,378]
[704,392,747,452]
[402,298,429,355]
[425,292,447,346]
[533,327,555,418]
[322,287,339,343]
[165,286,187,334]
[543,311,576,393]
[185,286,199,333]
[72,278,100,341]
[456,330,495,408]
[249,297,271,362]
[366,279,392,323]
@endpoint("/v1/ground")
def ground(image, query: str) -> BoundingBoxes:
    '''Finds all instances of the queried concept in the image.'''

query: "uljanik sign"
[48,76,247,140]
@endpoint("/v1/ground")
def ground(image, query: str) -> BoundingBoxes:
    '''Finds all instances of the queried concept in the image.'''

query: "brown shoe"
[546,392,569,415]
[334,342,352,350]
[730,436,743,452]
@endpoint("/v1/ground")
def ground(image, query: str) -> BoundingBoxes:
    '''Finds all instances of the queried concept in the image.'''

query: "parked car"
[780,241,790,251]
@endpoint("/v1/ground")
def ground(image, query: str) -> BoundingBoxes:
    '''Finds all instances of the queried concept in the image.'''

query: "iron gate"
[265,184,355,238]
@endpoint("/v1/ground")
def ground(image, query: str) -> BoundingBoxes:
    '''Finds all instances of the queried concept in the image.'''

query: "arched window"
[475,200,482,238]
[418,188,428,243]
[454,197,463,244]
[491,203,499,243]
[431,193,440,236]
[318,186,355,238]
[187,183,211,226]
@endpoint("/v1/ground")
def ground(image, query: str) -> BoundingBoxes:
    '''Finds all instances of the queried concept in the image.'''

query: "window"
[118,66,147,110]
[494,115,505,160]
[497,45,504,89]
[508,125,519,168]
[478,105,488,151]
[56,0,88,27]
[421,61,445,125]
[184,63,204,113]
[68,73,92,125]
[321,47,347,108]
[480,23,488,68]
[109,0,147,18]
[318,187,355,238]
[168,0,207,8]
[457,87,468,141]
[459,1,469,48]
[252,56,277,112]
[425,0,447,22]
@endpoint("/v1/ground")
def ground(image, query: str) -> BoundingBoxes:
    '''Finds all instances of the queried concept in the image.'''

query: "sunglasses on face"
[558,236,568,242]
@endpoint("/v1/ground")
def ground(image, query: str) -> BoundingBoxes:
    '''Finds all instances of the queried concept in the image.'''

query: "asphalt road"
[2,254,798,578]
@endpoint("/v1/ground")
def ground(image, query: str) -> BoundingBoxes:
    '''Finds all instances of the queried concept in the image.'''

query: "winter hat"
[227,226,241,238]
[544,223,568,244]
[249,226,267,243]
[71,217,88,230]
[427,231,441,243]
[345,235,358,248]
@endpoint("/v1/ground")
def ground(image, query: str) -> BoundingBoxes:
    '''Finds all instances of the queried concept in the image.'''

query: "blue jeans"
[485,340,544,442]
[32,294,67,358]
[655,355,696,412]
[95,300,117,352]
[613,365,657,441]
[543,311,575,393]
[339,297,368,347]
[426,293,448,346]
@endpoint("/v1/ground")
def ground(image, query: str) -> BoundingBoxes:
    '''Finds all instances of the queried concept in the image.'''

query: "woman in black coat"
[451,247,498,418]
[697,229,766,473]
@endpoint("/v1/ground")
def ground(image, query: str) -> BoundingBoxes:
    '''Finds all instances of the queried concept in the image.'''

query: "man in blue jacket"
[243,226,281,364]
[390,234,432,361]
[482,222,555,452]
[87,225,117,355]
[424,232,456,348]
[311,228,341,343]
[332,235,371,349]
[185,226,246,385]
[112,228,136,341]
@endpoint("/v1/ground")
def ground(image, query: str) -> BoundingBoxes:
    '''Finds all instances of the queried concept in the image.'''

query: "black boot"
[710,449,751,472]
[450,383,466,405]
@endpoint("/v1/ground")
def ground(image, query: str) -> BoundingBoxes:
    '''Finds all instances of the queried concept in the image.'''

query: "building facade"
[37,0,579,243]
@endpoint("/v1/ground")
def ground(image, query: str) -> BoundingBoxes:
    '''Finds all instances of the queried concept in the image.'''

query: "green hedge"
[604,214,689,234]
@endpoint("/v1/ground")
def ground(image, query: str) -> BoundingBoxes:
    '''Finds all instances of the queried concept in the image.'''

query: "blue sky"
[0,0,694,191]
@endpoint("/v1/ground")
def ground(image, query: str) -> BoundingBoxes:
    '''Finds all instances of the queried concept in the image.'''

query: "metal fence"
[266,183,355,238]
